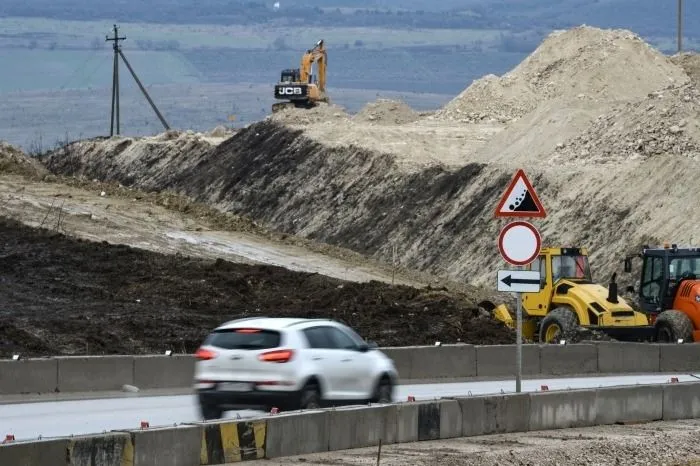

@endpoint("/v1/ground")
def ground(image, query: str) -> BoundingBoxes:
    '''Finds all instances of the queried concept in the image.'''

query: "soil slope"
[37,26,700,291]
[0,216,513,357]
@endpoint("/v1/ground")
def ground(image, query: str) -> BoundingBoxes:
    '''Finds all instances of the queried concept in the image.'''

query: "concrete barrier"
[133,355,195,389]
[529,388,598,430]
[457,392,530,436]
[662,382,700,420]
[57,356,134,392]
[539,343,598,375]
[0,438,67,465]
[408,345,476,379]
[475,344,541,377]
[265,410,330,458]
[65,432,133,466]
[327,404,397,451]
[0,359,57,395]
[5,381,700,465]
[380,347,413,379]
[4,342,700,396]
[199,418,266,464]
[439,399,463,439]
[595,385,663,425]
[127,425,201,466]
[659,343,700,372]
[597,342,660,373]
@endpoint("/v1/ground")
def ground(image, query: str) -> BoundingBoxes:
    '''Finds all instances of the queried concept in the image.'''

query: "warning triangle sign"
[495,169,546,218]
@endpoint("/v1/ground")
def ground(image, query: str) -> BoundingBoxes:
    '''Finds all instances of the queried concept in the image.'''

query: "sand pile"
[551,83,700,164]
[0,141,49,178]
[434,26,689,123]
[352,99,420,125]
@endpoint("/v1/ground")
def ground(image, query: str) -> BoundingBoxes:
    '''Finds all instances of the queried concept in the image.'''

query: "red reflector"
[235,328,261,333]
[195,348,217,361]
[259,349,294,363]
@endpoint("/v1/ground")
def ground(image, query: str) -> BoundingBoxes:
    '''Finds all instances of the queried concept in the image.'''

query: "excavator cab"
[279,68,301,84]
[624,243,700,342]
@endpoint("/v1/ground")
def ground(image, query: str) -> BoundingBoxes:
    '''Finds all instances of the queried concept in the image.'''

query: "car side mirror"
[358,341,377,352]
[623,258,632,273]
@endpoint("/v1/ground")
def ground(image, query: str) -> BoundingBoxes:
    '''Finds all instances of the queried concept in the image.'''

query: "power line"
[105,24,170,136]
[58,48,102,91]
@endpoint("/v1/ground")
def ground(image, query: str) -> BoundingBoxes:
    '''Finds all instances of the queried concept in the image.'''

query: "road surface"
[1,373,694,441]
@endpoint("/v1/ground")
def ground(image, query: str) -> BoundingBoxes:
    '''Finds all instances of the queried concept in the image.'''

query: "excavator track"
[271,102,296,113]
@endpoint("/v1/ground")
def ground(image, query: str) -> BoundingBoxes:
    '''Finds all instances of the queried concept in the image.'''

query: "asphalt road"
[1,373,695,441]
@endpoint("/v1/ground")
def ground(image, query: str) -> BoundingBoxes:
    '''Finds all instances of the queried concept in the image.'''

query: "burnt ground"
[0,217,514,357]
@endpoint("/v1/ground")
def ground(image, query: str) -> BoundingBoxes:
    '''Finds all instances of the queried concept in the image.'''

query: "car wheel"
[200,404,223,421]
[373,376,393,403]
[300,383,321,410]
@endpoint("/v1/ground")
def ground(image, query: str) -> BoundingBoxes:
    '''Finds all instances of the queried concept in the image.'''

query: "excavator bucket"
[493,304,514,328]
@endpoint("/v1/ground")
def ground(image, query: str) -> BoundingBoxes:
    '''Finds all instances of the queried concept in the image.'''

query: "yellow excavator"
[272,39,329,113]
[488,246,656,343]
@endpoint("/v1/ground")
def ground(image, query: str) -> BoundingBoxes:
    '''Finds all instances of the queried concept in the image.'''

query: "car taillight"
[234,328,261,333]
[258,349,294,363]
[195,348,218,360]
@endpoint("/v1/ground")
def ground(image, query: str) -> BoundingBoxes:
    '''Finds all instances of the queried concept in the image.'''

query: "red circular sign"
[498,221,541,266]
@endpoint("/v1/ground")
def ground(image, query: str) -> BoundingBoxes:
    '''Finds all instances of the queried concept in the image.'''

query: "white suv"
[193,317,399,420]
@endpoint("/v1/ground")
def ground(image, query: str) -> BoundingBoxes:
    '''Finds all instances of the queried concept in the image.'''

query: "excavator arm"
[299,39,326,92]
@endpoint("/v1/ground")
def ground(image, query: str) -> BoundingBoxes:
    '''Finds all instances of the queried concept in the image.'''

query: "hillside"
[36,26,700,293]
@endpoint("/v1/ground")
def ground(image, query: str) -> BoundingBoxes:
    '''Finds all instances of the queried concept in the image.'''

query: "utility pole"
[105,24,170,137]
[106,24,125,136]
[678,0,683,53]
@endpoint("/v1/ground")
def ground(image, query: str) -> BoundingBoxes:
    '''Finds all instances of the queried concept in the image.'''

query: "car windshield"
[203,328,281,350]
[669,257,700,279]
[552,255,591,282]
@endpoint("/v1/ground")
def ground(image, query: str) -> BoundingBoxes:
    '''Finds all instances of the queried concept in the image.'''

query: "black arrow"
[501,274,540,287]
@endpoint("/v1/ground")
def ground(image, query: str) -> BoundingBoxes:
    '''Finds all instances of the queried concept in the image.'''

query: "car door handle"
[312,357,323,361]
[341,358,352,362]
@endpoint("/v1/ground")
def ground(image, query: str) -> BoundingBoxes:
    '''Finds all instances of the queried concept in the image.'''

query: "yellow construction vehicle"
[490,247,655,343]
[272,39,329,113]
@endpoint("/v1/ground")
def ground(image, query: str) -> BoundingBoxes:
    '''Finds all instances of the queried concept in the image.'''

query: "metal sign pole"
[515,289,522,393]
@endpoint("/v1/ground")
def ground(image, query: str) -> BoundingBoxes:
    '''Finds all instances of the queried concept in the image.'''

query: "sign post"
[495,169,546,393]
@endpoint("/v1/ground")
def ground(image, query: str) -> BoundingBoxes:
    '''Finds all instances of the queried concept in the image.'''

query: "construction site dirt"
[0,216,513,357]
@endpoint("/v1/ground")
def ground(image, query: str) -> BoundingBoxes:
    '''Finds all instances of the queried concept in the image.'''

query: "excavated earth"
[38,26,700,292]
[0,216,513,358]
[6,25,700,356]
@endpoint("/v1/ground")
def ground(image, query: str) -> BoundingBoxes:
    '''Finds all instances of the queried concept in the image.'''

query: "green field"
[0,17,506,50]
[0,48,201,94]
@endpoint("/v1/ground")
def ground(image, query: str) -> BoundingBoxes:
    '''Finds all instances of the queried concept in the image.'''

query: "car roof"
[215,317,338,331]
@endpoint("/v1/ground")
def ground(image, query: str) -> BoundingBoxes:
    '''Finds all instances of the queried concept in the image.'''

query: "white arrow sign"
[497,270,541,293]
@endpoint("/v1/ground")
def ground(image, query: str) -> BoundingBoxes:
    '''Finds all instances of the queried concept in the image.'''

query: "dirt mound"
[47,132,221,191]
[433,25,689,123]
[0,141,49,179]
[551,83,700,164]
[352,99,420,125]
[0,216,514,357]
[268,102,350,126]
[671,52,700,86]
